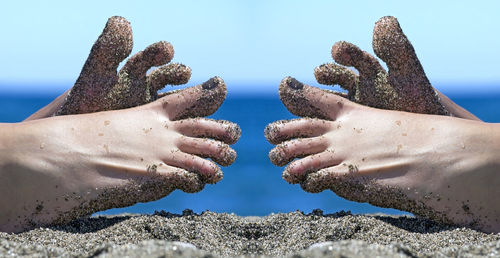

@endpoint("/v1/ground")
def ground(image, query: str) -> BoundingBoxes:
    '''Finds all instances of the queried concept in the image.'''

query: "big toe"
[56,16,133,115]
[92,16,133,71]
[162,76,227,121]
[373,16,412,69]
[373,16,448,115]
[279,77,348,120]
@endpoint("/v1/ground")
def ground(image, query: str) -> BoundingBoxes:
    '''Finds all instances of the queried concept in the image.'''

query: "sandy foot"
[313,16,477,120]
[57,16,192,115]
[267,77,500,233]
[3,16,242,233]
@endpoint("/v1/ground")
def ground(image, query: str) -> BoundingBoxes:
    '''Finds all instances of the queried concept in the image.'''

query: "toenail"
[288,78,304,90]
[202,77,218,89]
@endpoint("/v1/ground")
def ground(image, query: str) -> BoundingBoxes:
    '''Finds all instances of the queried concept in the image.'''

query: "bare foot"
[314,16,479,120]
[26,16,192,120]
[266,79,500,233]
[0,80,240,233]
[7,16,241,233]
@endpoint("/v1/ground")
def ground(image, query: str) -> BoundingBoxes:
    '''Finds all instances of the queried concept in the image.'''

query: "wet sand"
[1,210,499,257]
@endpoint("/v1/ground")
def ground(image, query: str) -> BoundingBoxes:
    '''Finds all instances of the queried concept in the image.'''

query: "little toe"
[282,151,343,184]
[147,63,192,91]
[314,63,359,92]
[265,118,332,145]
[161,76,227,121]
[302,163,395,208]
[269,136,330,166]
[116,163,204,205]
[279,76,354,120]
[300,166,349,193]
[164,151,223,184]
[153,165,205,193]
[177,136,237,166]
[174,118,241,145]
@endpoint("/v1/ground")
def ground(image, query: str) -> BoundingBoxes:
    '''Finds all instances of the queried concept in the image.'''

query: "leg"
[24,89,69,121]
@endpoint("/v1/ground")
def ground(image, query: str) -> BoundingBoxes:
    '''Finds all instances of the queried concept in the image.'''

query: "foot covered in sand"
[1,16,241,233]
[314,16,478,120]
[266,16,499,232]
[24,16,240,179]
[27,16,194,119]
[266,78,500,233]
[1,81,240,233]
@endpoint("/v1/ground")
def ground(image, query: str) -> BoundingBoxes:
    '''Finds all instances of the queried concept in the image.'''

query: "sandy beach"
[1,209,499,257]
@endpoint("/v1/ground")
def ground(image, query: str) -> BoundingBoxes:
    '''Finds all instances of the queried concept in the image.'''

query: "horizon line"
[1,80,500,96]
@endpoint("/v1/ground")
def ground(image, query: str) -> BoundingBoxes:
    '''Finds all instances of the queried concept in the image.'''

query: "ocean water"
[1,89,499,217]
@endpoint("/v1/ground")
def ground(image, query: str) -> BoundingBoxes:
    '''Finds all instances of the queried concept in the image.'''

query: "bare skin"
[266,79,500,233]
[0,16,241,233]
[266,16,497,232]
[0,82,240,233]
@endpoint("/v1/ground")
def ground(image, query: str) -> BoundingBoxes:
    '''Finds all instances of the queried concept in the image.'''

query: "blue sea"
[1,87,500,217]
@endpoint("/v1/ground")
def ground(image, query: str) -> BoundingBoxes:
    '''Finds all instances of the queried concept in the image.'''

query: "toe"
[373,16,448,115]
[265,118,332,145]
[163,151,223,184]
[147,63,192,91]
[111,41,176,109]
[177,136,237,166]
[154,165,205,193]
[269,136,330,166]
[331,41,398,110]
[301,165,375,205]
[372,16,414,70]
[314,63,359,92]
[300,166,348,193]
[84,16,133,72]
[119,41,175,80]
[57,16,133,115]
[161,76,227,120]
[174,118,241,145]
[331,41,384,77]
[278,76,355,120]
[282,151,343,184]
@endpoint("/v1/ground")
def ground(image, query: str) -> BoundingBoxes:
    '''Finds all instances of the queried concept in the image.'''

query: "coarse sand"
[1,210,499,257]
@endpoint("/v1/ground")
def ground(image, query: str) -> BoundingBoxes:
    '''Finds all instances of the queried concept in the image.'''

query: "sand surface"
[1,210,499,257]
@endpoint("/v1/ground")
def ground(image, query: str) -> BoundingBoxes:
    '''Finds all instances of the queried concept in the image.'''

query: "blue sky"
[0,0,499,94]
